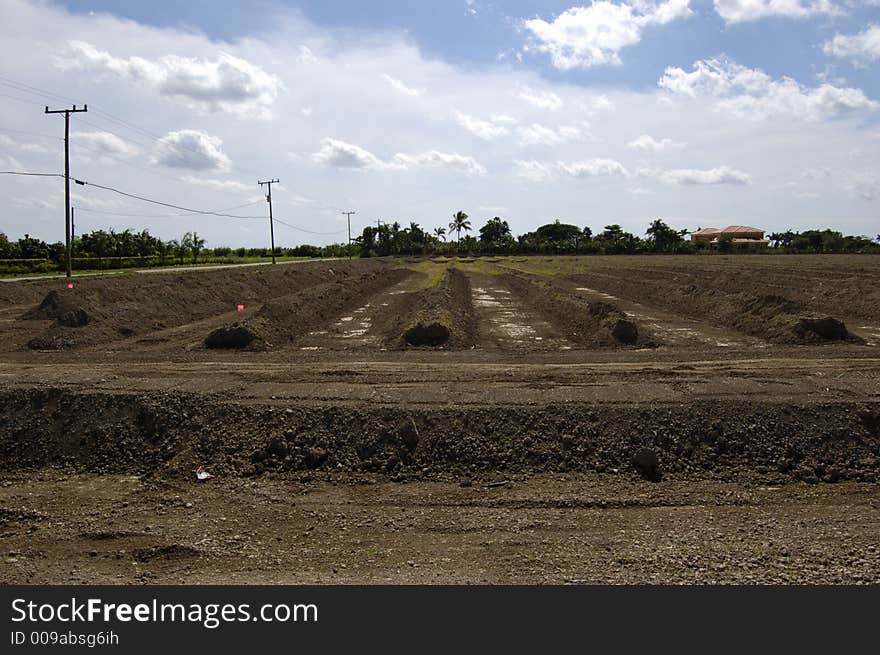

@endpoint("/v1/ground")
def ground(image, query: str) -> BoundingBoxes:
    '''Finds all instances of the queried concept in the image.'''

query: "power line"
[77,179,266,219]
[0,171,63,178]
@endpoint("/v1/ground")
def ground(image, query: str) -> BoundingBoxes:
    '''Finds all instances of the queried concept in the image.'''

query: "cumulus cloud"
[824,25,880,63]
[61,41,282,118]
[713,0,840,24]
[648,165,751,185]
[518,87,563,110]
[518,123,584,146]
[558,158,629,178]
[455,112,510,140]
[311,138,485,175]
[627,134,685,151]
[73,131,138,159]
[523,1,693,69]
[153,129,231,172]
[659,57,878,120]
[382,73,424,96]
[392,150,487,175]
[311,137,385,169]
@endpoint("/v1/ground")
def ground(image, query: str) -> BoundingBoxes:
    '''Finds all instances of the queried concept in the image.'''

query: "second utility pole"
[258,178,279,264]
[45,103,87,278]
[342,211,356,259]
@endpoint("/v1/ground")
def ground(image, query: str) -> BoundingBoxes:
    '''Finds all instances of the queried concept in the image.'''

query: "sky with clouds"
[1,0,878,247]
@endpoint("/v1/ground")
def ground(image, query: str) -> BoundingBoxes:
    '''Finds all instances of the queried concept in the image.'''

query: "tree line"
[2,216,878,273]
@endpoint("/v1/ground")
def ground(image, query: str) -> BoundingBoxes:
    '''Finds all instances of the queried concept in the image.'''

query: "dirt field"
[1,255,879,584]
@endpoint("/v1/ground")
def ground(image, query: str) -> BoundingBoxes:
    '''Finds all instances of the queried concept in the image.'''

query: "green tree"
[645,219,685,253]
[433,226,446,241]
[449,210,471,251]
[190,232,206,263]
[478,216,511,251]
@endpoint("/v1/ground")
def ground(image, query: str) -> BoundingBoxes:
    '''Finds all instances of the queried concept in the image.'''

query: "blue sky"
[1,1,879,246]
[57,0,880,91]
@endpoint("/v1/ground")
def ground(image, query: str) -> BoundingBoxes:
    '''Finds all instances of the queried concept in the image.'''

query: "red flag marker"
[236,304,245,312]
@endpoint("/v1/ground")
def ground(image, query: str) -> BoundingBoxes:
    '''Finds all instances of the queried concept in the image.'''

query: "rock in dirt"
[204,324,259,349]
[404,321,450,347]
[397,418,420,451]
[632,448,663,482]
[793,317,848,342]
[58,308,90,327]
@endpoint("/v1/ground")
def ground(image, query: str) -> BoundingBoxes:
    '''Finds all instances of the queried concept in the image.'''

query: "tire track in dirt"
[469,274,573,351]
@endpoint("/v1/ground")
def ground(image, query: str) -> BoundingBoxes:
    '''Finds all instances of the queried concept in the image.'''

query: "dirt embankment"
[17,261,382,351]
[501,272,655,348]
[567,270,862,345]
[378,267,478,349]
[205,268,412,349]
[1,388,879,484]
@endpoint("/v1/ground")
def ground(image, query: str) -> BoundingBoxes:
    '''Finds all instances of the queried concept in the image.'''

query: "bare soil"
[1,254,879,584]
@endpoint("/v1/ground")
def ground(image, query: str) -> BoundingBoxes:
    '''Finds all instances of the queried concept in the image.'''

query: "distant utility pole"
[258,178,279,264]
[45,104,87,278]
[342,211,356,259]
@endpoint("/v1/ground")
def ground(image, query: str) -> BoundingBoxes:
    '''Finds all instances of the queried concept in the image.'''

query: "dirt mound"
[382,267,477,350]
[207,268,412,349]
[2,388,879,484]
[568,271,861,345]
[11,260,383,352]
[204,324,263,349]
[404,322,451,347]
[793,317,849,342]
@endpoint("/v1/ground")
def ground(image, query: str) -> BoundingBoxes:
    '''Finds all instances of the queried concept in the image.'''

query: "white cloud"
[651,166,751,185]
[713,0,841,24]
[392,150,487,176]
[824,25,880,63]
[311,137,385,169]
[518,87,563,110]
[455,112,510,140]
[382,73,424,96]
[179,175,249,191]
[153,129,231,172]
[296,45,318,64]
[311,138,485,175]
[659,57,878,120]
[73,131,138,159]
[523,1,693,69]
[558,158,629,178]
[627,134,685,151]
[61,41,282,118]
[518,123,584,146]
[515,159,554,181]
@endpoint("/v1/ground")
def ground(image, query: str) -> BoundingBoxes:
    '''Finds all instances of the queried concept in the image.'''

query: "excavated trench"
[2,388,879,485]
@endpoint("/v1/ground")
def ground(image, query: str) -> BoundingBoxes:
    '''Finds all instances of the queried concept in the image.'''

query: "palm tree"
[433,226,446,241]
[190,231,206,263]
[449,211,471,251]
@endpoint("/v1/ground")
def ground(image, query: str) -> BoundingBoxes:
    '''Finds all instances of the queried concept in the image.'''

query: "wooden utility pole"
[258,179,279,264]
[45,104,87,278]
[342,211,356,259]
